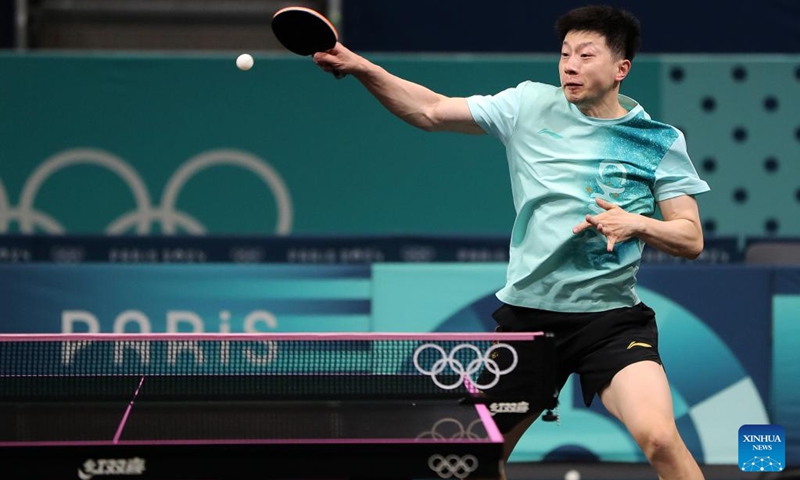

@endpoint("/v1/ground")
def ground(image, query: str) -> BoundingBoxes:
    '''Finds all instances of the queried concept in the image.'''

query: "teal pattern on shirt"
[601,115,679,215]
[467,81,710,312]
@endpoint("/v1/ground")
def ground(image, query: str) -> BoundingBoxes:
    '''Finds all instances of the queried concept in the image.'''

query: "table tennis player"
[311,5,710,480]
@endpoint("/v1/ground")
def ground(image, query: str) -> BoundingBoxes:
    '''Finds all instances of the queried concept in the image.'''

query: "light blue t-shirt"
[467,81,710,312]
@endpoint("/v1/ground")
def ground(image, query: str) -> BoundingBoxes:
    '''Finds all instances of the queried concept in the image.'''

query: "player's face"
[559,31,629,112]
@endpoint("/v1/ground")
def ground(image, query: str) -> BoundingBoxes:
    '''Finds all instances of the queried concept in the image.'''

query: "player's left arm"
[572,195,703,258]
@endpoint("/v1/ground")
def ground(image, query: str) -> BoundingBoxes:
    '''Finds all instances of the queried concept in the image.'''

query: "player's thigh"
[598,360,677,440]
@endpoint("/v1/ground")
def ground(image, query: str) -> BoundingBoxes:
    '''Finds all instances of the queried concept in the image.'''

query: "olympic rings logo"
[412,342,517,390]
[428,454,479,479]
[0,148,293,234]
[416,417,483,441]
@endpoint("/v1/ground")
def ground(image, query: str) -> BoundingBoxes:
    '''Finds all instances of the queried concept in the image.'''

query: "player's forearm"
[353,60,444,130]
[636,216,703,259]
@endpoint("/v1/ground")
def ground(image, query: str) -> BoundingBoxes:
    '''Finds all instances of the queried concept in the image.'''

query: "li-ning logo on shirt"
[627,341,652,349]
[537,128,563,139]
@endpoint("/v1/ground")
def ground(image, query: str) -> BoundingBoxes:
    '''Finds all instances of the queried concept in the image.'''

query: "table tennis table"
[0,333,557,480]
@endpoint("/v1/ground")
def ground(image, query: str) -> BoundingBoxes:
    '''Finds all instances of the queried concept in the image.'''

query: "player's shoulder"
[513,81,563,109]
[515,81,560,94]
[626,102,683,138]
[477,81,561,116]
[487,81,560,100]
[626,111,687,155]
[642,116,684,141]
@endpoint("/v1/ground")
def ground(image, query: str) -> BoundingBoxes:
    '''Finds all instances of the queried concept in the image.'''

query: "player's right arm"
[313,43,484,135]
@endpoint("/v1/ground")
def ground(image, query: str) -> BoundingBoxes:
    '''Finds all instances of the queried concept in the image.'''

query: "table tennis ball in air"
[236,53,254,71]
[564,469,580,480]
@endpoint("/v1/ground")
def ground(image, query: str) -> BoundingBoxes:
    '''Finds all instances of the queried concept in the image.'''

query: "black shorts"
[484,302,662,432]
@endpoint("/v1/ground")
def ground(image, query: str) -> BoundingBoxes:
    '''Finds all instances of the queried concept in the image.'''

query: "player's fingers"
[572,220,592,234]
[584,213,602,226]
[314,56,345,72]
[595,198,617,210]
[606,235,616,252]
[313,51,336,63]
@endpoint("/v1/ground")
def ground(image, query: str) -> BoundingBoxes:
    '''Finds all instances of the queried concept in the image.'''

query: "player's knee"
[634,424,682,461]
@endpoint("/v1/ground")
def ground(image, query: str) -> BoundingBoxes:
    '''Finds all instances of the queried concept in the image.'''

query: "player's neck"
[577,96,628,119]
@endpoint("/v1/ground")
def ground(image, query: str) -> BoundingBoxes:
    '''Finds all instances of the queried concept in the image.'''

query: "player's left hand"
[572,198,642,252]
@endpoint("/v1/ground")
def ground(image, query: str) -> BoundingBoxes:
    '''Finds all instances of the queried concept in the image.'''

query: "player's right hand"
[313,43,364,76]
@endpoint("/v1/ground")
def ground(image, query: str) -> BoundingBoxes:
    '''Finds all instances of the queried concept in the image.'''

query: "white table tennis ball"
[564,469,580,480]
[236,53,254,71]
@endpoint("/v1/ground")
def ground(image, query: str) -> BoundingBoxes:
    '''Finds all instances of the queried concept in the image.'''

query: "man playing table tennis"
[313,5,709,480]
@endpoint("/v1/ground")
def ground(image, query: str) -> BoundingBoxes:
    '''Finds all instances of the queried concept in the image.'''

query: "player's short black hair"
[555,5,641,61]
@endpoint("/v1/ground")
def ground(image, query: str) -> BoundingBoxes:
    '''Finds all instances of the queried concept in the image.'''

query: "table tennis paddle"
[271,6,345,78]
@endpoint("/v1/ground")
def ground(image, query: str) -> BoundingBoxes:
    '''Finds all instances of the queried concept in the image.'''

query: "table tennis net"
[0,335,554,403]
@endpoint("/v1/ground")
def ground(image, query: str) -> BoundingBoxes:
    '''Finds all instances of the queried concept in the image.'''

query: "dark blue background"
[342,0,800,54]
